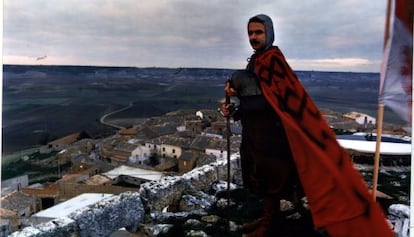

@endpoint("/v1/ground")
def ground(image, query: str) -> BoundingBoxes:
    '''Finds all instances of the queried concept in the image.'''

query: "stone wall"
[9,155,241,237]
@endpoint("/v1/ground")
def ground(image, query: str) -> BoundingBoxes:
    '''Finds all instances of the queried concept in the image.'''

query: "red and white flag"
[379,0,413,124]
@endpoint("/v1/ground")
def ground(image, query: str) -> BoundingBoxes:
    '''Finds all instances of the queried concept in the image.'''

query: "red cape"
[253,46,394,236]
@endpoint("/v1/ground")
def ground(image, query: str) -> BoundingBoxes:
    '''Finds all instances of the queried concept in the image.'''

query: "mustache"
[250,39,260,45]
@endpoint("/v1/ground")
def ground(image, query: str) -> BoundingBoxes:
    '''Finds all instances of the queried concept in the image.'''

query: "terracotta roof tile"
[21,184,59,197]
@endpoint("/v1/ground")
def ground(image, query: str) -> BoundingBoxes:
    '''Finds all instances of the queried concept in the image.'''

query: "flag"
[379,0,413,124]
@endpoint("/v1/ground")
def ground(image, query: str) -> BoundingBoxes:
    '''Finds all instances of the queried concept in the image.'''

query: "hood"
[248,14,275,50]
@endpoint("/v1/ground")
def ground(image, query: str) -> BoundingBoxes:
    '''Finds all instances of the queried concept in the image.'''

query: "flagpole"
[372,0,392,200]
[372,106,384,199]
[409,15,414,237]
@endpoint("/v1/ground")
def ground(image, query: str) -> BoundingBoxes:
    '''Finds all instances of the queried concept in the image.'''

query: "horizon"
[3,63,381,74]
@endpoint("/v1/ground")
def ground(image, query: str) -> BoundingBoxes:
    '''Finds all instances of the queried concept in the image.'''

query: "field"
[2,66,228,155]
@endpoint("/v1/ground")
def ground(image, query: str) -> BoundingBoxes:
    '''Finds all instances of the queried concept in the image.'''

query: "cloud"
[289,57,381,72]
[3,0,387,72]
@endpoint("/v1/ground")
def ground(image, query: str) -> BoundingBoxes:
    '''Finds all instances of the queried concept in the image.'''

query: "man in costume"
[222,14,394,237]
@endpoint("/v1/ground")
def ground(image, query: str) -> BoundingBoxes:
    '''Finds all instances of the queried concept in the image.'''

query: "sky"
[3,0,388,72]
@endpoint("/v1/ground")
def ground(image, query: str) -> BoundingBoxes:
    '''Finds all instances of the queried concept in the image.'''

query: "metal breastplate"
[229,70,262,97]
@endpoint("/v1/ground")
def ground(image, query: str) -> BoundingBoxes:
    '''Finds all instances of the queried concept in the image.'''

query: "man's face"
[248,22,266,51]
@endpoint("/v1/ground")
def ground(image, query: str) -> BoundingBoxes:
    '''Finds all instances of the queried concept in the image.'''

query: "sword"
[225,93,232,208]
[218,80,236,208]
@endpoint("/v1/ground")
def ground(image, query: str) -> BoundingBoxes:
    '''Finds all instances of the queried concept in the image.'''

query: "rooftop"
[103,165,163,181]
[32,193,113,219]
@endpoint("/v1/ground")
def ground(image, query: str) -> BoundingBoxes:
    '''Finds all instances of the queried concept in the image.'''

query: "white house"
[190,135,228,160]
[1,175,29,196]
[355,114,376,126]
[145,139,162,155]
[146,135,192,159]
[160,143,181,159]
[129,145,151,165]
[343,112,376,125]
[196,110,203,119]
[206,147,227,160]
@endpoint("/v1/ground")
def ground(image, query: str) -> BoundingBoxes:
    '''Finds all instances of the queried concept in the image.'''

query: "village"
[0,108,407,236]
